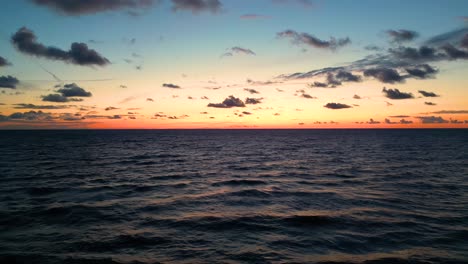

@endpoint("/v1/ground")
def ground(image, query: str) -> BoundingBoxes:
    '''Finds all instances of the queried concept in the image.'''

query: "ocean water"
[0,129,467,264]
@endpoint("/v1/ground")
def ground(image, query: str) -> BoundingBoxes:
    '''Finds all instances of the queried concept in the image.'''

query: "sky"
[0,0,467,129]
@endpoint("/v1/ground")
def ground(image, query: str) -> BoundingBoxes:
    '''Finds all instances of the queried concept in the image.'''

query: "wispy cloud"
[171,0,222,14]
[277,30,351,50]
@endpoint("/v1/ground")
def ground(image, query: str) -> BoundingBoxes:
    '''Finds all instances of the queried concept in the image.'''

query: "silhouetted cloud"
[309,81,328,88]
[424,27,468,47]
[12,27,109,66]
[440,44,468,59]
[0,56,11,67]
[57,83,92,97]
[13,103,72,109]
[223,47,256,57]
[335,70,362,82]
[461,33,468,49]
[42,94,83,103]
[240,14,269,20]
[2,110,54,121]
[324,103,352,109]
[389,115,410,118]
[105,107,119,111]
[30,0,157,15]
[162,83,181,89]
[364,68,405,83]
[416,116,449,124]
[353,94,362,99]
[277,30,351,50]
[418,90,440,97]
[244,88,259,94]
[425,102,436,106]
[245,98,263,104]
[208,95,245,108]
[242,111,252,115]
[429,110,468,114]
[386,29,419,42]
[367,118,380,124]
[0,76,19,89]
[171,0,222,13]
[301,93,317,99]
[405,64,438,79]
[389,46,442,61]
[382,87,414,99]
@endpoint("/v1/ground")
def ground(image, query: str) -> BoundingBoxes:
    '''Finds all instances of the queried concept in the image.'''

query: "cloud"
[353,94,362,99]
[245,98,263,104]
[324,103,352,109]
[405,64,438,79]
[0,76,20,89]
[272,0,314,8]
[389,46,442,61]
[416,116,449,124]
[0,56,11,67]
[240,14,269,20]
[364,68,405,83]
[3,110,54,121]
[386,29,419,42]
[382,87,414,99]
[222,47,256,57]
[301,93,317,99]
[12,27,109,66]
[171,0,222,13]
[13,103,72,109]
[335,70,362,82]
[244,88,259,94]
[42,94,83,103]
[30,0,157,15]
[105,107,119,111]
[424,27,468,47]
[277,30,351,50]
[461,34,468,49]
[367,118,381,124]
[57,83,92,97]
[428,110,468,114]
[309,81,328,88]
[162,83,181,89]
[440,44,468,59]
[418,90,440,97]
[207,95,245,108]
[242,111,252,115]
[425,102,436,106]
[147,98,154,102]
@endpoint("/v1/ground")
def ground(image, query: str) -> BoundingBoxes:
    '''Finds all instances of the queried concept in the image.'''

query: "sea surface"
[0,129,467,264]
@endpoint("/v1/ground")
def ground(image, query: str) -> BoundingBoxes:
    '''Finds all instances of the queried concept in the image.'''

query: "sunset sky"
[0,0,467,129]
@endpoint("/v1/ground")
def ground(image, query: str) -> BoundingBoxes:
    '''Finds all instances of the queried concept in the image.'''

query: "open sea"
[0,129,467,264]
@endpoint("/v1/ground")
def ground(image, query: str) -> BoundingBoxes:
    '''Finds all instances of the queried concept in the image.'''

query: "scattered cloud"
[324,103,352,109]
[171,0,222,14]
[416,116,449,124]
[42,94,83,103]
[0,56,11,67]
[13,103,72,109]
[57,83,92,97]
[277,30,351,50]
[364,68,405,83]
[382,87,414,99]
[429,110,468,114]
[425,102,436,106]
[162,83,181,89]
[386,29,419,43]
[105,106,119,111]
[367,118,380,124]
[242,111,252,115]
[245,97,263,104]
[244,88,259,94]
[405,64,438,79]
[301,93,317,99]
[30,0,158,15]
[12,27,109,66]
[0,76,20,89]
[418,90,440,97]
[208,95,245,108]
[353,94,362,99]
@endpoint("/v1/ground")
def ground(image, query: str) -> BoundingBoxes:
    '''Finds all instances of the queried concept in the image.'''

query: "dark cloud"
[42,94,83,103]
[11,27,109,66]
[207,95,245,108]
[57,83,92,97]
[425,102,436,106]
[418,90,440,97]
[461,34,468,49]
[13,103,71,109]
[171,0,222,13]
[324,103,352,109]
[400,119,413,124]
[353,94,362,99]
[416,116,449,124]
[162,83,181,89]
[245,98,263,104]
[389,115,410,118]
[440,44,468,59]
[382,87,414,99]
[386,29,419,42]
[364,68,405,83]
[424,28,468,47]
[405,64,438,79]
[244,88,259,94]
[201,96,209,99]
[277,30,351,50]
[0,76,20,89]
[301,93,317,99]
[325,73,341,87]
[367,118,380,124]
[429,110,468,114]
[242,111,252,115]
[335,70,362,82]
[4,111,54,121]
[223,47,256,57]
[309,81,328,88]
[364,45,382,51]
[240,14,270,20]
[0,56,11,67]
[105,107,119,111]
[31,0,157,15]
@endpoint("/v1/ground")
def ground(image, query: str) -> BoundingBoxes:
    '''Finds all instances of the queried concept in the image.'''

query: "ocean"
[0,129,467,264]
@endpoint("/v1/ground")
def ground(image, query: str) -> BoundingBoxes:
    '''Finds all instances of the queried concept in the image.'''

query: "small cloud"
[147,98,154,102]
[207,95,245,108]
[162,83,181,89]
[240,14,270,20]
[418,90,439,97]
[386,29,419,43]
[429,110,468,114]
[30,0,157,15]
[171,0,222,14]
[353,94,362,99]
[201,96,209,100]
[0,56,12,67]
[244,88,260,94]
[276,88,284,92]
[13,103,71,109]
[309,81,328,88]
[120,85,128,88]
[0,75,19,89]
[324,103,352,109]
[105,107,119,111]
[57,83,92,97]
[242,111,252,115]
[277,30,351,50]
[367,118,381,124]
[222,47,256,57]
[382,87,414,99]
[301,93,317,99]
[42,94,83,103]
[12,27,109,66]
[245,97,263,104]
[425,102,437,106]
[416,116,449,124]
[364,68,405,84]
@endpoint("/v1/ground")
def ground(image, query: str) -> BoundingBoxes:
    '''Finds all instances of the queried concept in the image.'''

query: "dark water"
[0,129,467,264]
